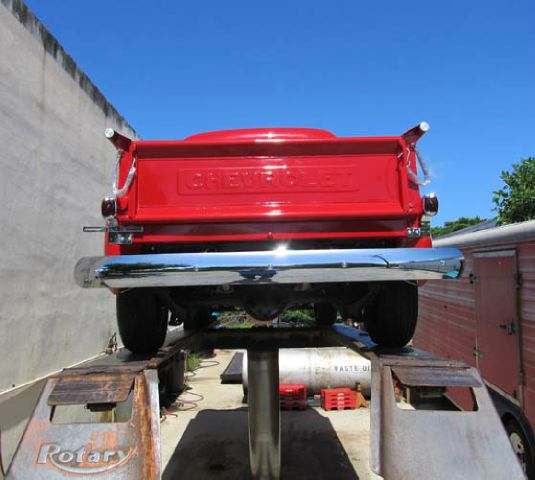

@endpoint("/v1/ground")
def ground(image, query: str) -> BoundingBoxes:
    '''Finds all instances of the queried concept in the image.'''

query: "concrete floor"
[161,350,382,480]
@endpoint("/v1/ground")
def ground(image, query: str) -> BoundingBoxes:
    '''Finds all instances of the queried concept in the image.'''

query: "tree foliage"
[493,157,535,224]
[431,216,488,238]
[280,308,314,324]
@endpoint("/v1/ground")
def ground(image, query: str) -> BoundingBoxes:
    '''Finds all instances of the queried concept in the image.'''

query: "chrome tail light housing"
[422,193,439,216]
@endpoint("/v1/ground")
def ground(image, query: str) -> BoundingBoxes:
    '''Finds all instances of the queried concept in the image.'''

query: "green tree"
[493,157,535,224]
[431,216,488,237]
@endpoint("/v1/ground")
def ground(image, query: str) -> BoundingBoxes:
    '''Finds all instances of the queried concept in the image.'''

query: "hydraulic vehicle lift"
[5,325,525,479]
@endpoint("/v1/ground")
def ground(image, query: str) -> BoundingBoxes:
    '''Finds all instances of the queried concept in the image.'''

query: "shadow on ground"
[163,407,359,480]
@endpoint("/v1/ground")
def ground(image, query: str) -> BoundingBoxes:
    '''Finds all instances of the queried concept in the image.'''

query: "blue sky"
[24,0,535,226]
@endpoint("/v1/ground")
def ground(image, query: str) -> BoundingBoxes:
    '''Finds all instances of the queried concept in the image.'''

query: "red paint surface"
[109,127,426,246]
[130,219,411,245]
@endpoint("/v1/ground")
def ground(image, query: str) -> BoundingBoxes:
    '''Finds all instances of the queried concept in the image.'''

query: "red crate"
[280,384,306,401]
[321,388,357,411]
[280,384,307,410]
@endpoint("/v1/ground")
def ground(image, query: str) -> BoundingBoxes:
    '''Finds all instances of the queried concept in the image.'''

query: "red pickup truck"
[75,123,462,353]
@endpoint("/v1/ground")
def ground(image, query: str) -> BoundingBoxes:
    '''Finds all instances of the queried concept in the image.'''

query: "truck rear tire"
[116,289,168,354]
[365,282,418,347]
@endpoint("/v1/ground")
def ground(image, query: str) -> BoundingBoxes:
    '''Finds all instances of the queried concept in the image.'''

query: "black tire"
[505,418,535,479]
[116,289,168,354]
[314,303,338,326]
[364,282,418,347]
[183,306,212,330]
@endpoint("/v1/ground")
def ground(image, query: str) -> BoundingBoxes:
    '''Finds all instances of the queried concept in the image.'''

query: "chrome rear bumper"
[74,248,463,289]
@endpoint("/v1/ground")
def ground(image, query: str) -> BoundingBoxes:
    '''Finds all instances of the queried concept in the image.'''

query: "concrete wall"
[0,0,137,469]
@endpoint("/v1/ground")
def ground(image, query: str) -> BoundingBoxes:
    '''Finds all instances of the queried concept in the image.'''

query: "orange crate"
[321,388,357,411]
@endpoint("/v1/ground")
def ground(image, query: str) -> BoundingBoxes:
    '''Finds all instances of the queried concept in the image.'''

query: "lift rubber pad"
[47,373,136,406]
[391,366,482,388]
[220,352,243,384]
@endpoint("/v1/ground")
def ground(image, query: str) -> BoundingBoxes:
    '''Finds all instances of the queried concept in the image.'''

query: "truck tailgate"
[133,142,407,223]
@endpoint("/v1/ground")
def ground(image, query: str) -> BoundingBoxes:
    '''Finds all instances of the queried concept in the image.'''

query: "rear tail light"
[422,193,439,216]
[101,197,117,218]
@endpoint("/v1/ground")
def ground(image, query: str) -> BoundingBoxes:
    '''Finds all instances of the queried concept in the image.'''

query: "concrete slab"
[161,350,381,480]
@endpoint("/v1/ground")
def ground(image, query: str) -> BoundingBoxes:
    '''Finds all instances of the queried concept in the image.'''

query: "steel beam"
[247,349,281,480]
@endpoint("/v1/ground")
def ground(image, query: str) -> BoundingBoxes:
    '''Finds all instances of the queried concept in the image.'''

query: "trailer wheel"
[365,282,418,347]
[505,418,535,478]
[314,303,338,326]
[116,289,168,354]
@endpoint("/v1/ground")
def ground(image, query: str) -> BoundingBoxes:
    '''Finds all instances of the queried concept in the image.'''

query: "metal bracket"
[420,220,431,237]
[407,227,422,238]
[83,226,143,233]
[499,321,517,335]
[472,346,485,359]
[83,226,143,245]
[329,325,524,479]
[109,232,133,245]
[369,353,524,479]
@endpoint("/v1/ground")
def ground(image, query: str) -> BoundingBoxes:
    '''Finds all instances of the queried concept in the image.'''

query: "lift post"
[5,325,526,479]
[247,349,280,479]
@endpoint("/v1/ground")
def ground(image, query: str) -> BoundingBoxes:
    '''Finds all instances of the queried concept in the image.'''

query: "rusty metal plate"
[48,373,135,406]
[392,366,482,388]
[7,370,160,479]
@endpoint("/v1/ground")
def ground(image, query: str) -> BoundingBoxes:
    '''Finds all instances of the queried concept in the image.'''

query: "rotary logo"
[37,443,133,474]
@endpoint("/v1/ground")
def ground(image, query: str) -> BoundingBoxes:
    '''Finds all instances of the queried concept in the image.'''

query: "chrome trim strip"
[83,226,144,233]
[74,247,463,289]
